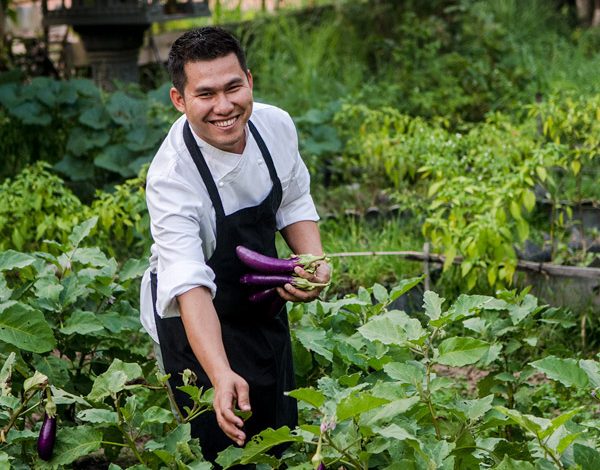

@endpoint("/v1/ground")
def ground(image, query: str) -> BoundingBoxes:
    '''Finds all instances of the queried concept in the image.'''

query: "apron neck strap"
[183,120,226,219]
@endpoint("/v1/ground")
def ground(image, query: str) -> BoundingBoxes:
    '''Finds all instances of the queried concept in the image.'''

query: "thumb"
[235,381,251,411]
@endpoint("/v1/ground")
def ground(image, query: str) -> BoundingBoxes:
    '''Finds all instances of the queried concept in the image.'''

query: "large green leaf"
[530,356,588,388]
[294,327,333,361]
[336,392,389,422]
[0,302,56,353]
[453,395,494,421]
[38,426,102,467]
[579,359,600,388]
[237,427,302,465]
[0,250,36,271]
[383,361,425,385]
[68,217,98,248]
[88,359,143,401]
[94,145,136,177]
[60,310,105,336]
[79,105,110,130]
[286,387,325,409]
[374,423,417,441]
[436,337,490,366]
[573,443,600,470]
[389,276,424,303]
[120,258,149,281]
[358,310,426,346]
[431,294,495,327]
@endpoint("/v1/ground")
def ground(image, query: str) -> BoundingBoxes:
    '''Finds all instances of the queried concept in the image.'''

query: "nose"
[213,92,234,115]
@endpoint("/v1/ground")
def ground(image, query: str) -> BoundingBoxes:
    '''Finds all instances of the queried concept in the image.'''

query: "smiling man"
[139,27,330,465]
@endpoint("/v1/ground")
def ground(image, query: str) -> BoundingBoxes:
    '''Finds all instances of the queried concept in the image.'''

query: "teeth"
[213,117,236,127]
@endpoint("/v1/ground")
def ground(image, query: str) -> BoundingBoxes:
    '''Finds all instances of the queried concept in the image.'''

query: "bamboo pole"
[328,250,600,280]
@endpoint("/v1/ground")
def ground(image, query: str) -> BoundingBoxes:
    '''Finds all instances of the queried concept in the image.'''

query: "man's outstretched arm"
[177,287,250,446]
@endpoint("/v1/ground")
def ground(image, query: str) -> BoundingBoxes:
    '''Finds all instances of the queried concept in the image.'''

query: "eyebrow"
[193,77,245,94]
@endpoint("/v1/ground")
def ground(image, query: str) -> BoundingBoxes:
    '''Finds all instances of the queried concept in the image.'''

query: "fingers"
[277,264,328,302]
[213,375,251,447]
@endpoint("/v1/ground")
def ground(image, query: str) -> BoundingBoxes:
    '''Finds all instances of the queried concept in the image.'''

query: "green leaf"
[79,105,110,130]
[24,371,48,392]
[71,247,109,267]
[372,283,389,304]
[238,427,303,464]
[522,189,536,212]
[423,291,443,321]
[362,397,421,426]
[0,352,15,395]
[383,361,425,385]
[77,408,118,425]
[68,217,98,248]
[286,387,325,409]
[492,455,535,469]
[120,258,149,281]
[94,145,136,177]
[374,423,416,441]
[34,276,63,303]
[358,310,426,346]
[579,359,600,388]
[0,302,56,353]
[0,250,36,271]
[530,356,588,388]
[389,276,424,303]
[495,406,546,435]
[436,337,490,367]
[573,443,600,470]
[143,406,176,424]
[539,407,583,440]
[61,310,105,336]
[88,359,143,401]
[12,100,52,125]
[294,327,333,361]
[336,392,389,422]
[454,395,494,421]
[215,447,244,469]
[38,426,102,467]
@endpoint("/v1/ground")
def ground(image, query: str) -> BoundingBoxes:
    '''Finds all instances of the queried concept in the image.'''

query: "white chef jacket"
[139,102,320,343]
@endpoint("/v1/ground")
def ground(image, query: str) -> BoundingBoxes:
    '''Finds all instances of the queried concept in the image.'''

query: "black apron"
[151,120,297,465]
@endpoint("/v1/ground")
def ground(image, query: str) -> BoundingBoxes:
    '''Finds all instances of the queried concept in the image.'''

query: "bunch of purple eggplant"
[236,245,330,317]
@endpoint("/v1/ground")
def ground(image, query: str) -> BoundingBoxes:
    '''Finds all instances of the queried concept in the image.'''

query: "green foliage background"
[0,0,599,468]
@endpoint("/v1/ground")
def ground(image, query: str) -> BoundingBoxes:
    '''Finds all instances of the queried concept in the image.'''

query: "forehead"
[183,53,247,88]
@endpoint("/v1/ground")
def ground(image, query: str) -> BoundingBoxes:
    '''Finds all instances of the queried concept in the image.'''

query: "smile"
[211,117,238,128]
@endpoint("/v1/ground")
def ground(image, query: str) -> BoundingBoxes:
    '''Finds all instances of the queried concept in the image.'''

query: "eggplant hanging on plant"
[236,245,327,274]
[37,392,57,461]
[240,273,329,290]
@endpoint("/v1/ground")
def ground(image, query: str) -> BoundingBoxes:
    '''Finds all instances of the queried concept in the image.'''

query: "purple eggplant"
[240,273,329,290]
[37,413,56,461]
[248,288,279,303]
[236,245,326,274]
[247,288,285,318]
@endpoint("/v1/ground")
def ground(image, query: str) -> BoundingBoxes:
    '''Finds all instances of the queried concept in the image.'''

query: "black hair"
[167,27,248,94]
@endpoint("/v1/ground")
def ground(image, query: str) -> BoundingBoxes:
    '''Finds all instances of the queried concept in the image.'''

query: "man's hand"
[212,370,251,446]
[277,260,331,303]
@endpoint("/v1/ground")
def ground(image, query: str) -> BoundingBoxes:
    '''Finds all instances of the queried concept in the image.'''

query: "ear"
[246,69,253,90]
[170,87,186,113]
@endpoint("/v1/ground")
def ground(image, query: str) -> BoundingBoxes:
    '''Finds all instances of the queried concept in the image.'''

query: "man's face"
[170,53,253,154]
